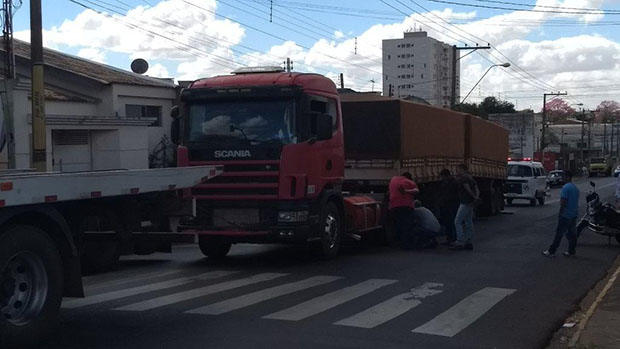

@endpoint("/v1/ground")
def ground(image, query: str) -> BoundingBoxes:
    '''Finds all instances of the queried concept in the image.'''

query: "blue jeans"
[455,203,475,246]
[548,216,577,255]
[390,207,416,249]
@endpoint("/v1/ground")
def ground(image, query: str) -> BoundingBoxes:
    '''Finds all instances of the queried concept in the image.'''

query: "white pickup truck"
[0,165,220,348]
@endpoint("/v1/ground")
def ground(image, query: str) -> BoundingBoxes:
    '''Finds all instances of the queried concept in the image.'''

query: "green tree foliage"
[453,97,516,119]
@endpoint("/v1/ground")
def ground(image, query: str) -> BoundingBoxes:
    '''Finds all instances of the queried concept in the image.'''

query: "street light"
[460,63,510,104]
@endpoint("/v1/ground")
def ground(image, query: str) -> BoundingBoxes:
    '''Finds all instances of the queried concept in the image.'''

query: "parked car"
[505,160,548,206]
[547,170,565,187]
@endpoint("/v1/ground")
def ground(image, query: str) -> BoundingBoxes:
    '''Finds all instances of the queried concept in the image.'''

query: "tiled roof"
[7,39,174,88]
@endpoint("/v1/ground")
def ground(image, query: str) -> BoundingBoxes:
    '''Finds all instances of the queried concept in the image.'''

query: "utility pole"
[339,73,344,89]
[285,57,293,73]
[450,45,491,109]
[541,92,568,157]
[604,122,608,155]
[580,108,585,165]
[2,0,15,168]
[31,0,46,171]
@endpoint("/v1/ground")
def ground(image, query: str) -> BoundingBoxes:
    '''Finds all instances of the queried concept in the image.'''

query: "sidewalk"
[548,255,620,349]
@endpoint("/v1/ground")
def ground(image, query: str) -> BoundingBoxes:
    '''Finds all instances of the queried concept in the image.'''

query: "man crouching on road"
[543,170,579,257]
[389,172,419,249]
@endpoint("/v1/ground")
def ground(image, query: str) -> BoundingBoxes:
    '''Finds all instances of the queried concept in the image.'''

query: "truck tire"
[198,237,232,259]
[0,225,63,349]
[313,202,342,259]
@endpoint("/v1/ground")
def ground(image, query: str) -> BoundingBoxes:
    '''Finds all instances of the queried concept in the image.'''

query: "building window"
[387,55,391,60]
[421,74,424,79]
[424,63,427,68]
[126,104,163,126]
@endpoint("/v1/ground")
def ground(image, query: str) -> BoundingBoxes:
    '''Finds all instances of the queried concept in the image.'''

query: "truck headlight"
[278,211,309,223]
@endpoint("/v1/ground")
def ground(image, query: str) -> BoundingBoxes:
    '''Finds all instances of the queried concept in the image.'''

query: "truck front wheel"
[313,202,342,259]
[0,225,63,349]
[198,237,232,259]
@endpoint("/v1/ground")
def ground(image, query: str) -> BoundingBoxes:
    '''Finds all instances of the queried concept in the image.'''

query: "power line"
[426,0,616,15]
[471,0,620,13]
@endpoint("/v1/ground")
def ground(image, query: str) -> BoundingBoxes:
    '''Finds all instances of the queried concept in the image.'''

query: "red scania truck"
[172,67,508,258]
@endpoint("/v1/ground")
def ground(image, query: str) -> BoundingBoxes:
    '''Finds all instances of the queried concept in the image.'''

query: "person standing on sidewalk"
[451,164,479,251]
[439,169,460,245]
[388,172,419,249]
[543,170,580,257]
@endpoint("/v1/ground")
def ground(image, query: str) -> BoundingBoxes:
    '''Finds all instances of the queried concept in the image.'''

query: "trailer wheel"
[0,225,63,349]
[313,202,342,259]
[198,237,231,259]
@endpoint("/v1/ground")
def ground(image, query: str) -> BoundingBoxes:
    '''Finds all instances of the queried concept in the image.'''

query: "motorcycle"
[576,181,620,245]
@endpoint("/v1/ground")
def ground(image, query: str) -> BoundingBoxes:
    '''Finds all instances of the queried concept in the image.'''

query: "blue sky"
[10,0,620,109]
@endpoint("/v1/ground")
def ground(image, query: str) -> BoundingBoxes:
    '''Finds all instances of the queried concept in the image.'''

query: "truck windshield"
[188,99,296,144]
[508,165,533,177]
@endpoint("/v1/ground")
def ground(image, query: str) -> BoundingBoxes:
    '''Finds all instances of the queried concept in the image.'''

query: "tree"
[454,96,516,119]
[596,100,620,123]
[480,96,516,115]
[542,98,575,123]
[454,102,483,117]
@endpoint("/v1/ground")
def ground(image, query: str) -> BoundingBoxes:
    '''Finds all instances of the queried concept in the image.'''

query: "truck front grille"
[191,160,280,200]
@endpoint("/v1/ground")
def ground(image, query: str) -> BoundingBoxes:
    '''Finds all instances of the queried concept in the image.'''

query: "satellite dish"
[131,58,149,74]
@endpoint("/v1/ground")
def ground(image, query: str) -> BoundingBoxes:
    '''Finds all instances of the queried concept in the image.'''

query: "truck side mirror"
[170,105,180,120]
[170,118,180,145]
[315,113,333,141]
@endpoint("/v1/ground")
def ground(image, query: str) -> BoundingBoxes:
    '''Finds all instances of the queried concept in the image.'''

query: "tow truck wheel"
[313,202,342,259]
[0,225,63,349]
[198,237,232,259]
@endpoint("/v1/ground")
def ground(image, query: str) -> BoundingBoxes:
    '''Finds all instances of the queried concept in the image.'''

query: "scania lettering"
[214,150,252,158]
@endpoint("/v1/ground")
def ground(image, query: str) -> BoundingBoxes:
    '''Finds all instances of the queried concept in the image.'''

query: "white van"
[505,160,548,206]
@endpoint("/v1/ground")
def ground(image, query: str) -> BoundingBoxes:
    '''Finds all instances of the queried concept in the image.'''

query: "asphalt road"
[40,177,620,349]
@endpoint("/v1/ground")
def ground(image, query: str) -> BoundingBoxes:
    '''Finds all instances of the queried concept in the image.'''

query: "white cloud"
[77,47,106,63]
[147,63,170,78]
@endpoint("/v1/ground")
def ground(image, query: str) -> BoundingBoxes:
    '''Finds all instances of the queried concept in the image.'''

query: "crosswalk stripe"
[186,275,342,315]
[334,282,444,329]
[412,287,516,337]
[84,270,183,293]
[63,270,238,309]
[114,273,288,312]
[263,279,398,321]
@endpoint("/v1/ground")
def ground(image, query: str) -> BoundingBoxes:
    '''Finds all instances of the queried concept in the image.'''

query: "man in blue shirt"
[543,170,580,257]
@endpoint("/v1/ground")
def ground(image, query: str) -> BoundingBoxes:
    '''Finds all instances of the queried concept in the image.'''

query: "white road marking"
[84,270,183,293]
[186,275,342,315]
[114,273,287,312]
[63,270,238,309]
[263,279,398,321]
[412,287,516,337]
[334,282,444,329]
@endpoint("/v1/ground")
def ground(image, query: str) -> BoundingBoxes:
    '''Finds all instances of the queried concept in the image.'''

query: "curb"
[568,257,620,348]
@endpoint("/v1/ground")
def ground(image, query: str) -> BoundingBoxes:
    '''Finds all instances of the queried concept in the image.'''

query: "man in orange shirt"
[388,172,420,249]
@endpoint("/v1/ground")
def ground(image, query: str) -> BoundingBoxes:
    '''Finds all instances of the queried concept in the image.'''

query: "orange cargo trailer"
[341,94,507,215]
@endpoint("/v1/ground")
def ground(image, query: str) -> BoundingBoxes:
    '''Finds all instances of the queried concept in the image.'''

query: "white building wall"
[382,31,459,107]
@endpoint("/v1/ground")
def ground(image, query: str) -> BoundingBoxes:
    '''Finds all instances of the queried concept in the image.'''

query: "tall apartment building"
[382,31,459,108]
